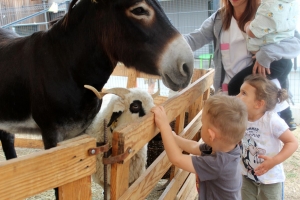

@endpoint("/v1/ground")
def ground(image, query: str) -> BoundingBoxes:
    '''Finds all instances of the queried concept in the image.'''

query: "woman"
[184,0,300,130]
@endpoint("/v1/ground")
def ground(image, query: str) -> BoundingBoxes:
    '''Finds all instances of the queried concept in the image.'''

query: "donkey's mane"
[61,0,90,27]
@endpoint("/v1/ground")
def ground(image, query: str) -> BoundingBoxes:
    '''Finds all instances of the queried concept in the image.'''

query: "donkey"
[0,0,193,153]
[0,0,193,197]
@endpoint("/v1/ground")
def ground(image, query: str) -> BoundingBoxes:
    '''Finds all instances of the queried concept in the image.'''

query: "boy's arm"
[172,131,202,155]
[151,106,196,174]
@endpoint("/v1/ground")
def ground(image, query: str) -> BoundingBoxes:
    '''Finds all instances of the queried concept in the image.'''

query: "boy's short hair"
[203,95,248,144]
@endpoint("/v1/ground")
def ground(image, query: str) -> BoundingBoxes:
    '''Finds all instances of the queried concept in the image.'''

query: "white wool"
[85,88,154,194]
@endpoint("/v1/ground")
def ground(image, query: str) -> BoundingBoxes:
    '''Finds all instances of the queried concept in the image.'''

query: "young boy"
[151,95,248,200]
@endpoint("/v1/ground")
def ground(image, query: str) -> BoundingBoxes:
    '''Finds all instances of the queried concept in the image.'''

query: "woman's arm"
[183,11,218,51]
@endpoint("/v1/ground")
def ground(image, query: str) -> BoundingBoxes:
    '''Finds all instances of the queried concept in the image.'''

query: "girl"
[237,74,298,200]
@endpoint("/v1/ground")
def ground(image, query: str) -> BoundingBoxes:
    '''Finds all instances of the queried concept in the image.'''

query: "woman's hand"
[253,60,271,77]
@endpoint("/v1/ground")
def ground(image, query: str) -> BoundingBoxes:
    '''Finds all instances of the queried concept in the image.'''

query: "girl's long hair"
[220,0,258,31]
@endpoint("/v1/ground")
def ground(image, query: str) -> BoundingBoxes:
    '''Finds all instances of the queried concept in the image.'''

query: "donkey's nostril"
[180,63,189,77]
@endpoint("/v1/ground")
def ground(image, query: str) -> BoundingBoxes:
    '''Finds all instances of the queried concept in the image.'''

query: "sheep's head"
[84,85,156,132]
[107,88,155,132]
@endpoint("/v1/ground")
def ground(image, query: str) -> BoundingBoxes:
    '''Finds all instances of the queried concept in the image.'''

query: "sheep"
[84,85,155,197]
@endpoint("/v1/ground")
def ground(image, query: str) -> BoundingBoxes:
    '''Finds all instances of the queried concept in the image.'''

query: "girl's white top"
[240,111,289,184]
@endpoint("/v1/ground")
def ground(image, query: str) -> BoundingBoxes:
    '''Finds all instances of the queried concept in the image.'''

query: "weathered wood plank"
[110,131,130,200]
[159,169,189,200]
[113,64,161,80]
[112,65,208,86]
[0,138,44,149]
[154,95,168,105]
[118,151,172,200]
[177,173,197,200]
[0,135,96,200]
[111,161,130,200]
[185,180,198,200]
[59,176,92,200]
[170,111,187,179]
[126,68,138,88]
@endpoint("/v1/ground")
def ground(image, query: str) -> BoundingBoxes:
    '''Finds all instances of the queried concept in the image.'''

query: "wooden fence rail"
[0,135,96,200]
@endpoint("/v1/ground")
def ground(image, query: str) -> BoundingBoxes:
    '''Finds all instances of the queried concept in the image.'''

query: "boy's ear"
[208,129,216,141]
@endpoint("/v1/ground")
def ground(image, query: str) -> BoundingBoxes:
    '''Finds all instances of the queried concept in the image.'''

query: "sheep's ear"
[112,99,126,113]
[107,111,123,127]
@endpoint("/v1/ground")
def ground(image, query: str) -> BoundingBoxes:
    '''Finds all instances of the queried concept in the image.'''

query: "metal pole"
[65,0,71,13]
[42,0,49,30]
[1,1,68,29]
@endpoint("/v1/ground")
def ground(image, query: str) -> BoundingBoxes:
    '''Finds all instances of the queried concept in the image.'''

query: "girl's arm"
[274,129,298,164]
[151,106,196,173]
[255,129,298,176]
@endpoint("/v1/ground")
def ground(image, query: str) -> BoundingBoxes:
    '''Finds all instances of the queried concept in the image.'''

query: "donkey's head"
[62,0,194,91]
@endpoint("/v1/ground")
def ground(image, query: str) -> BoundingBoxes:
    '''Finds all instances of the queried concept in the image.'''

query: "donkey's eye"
[131,7,149,16]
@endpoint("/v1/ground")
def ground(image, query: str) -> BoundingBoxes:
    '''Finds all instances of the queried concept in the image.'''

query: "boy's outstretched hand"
[151,106,169,130]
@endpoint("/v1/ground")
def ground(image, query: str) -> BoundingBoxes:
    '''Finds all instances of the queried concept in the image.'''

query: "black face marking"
[107,111,122,127]
[129,100,145,117]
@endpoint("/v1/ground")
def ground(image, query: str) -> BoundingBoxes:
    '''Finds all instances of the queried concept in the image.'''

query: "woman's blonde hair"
[204,95,248,144]
[219,0,258,31]
[244,75,289,111]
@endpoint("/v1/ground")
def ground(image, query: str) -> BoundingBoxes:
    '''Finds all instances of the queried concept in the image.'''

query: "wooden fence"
[0,64,214,199]
[0,135,96,200]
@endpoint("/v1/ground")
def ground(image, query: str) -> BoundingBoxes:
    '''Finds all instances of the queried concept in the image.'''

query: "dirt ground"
[0,126,299,199]
[283,125,300,200]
